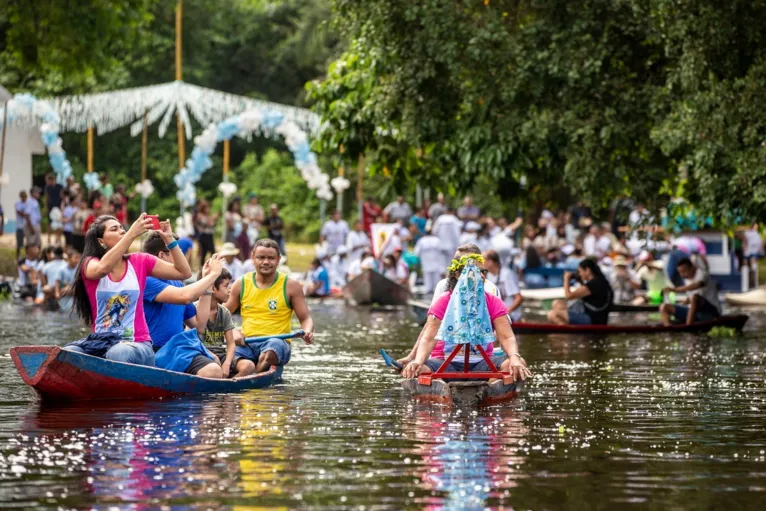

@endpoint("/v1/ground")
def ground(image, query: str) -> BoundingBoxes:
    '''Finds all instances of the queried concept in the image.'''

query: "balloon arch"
[173,107,349,206]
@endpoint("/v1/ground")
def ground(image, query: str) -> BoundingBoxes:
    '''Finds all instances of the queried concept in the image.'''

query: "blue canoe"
[11,346,283,402]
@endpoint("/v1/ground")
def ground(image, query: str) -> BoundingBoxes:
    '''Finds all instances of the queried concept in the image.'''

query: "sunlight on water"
[1,302,765,509]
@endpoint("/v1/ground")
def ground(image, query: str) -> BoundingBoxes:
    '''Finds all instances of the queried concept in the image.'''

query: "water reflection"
[401,403,529,510]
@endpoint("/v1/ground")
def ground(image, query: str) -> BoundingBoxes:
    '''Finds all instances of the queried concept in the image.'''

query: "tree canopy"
[309,0,766,223]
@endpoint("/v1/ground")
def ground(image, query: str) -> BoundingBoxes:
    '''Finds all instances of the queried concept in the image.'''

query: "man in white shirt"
[25,187,43,247]
[320,209,350,256]
[413,226,446,294]
[583,224,611,259]
[329,245,350,288]
[220,242,245,280]
[346,221,371,265]
[432,206,462,263]
[383,196,413,224]
[483,249,523,321]
[660,257,721,325]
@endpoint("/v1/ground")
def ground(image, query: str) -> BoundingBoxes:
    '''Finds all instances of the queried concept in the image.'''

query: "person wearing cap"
[220,242,244,280]
[631,250,667,305]
[609,255,639,304]
[413,224,445,294]
[320,209,350,256]
[459,221,482,246]
[329,245,350,288]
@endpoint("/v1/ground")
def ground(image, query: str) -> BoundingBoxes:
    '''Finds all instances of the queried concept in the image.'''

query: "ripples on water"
[0,301,765,509]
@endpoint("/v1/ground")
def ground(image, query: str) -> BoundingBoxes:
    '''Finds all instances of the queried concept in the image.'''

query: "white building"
[0,85,45,232]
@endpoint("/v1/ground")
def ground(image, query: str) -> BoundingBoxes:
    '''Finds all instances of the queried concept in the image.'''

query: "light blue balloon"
[41,130,58,146]
[262,110,284,129]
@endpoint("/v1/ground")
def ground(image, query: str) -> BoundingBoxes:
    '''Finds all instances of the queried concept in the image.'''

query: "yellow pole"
[223,139,230,179]
[175,0,185,169]
[141,111,148,182]
[87,126,94,172]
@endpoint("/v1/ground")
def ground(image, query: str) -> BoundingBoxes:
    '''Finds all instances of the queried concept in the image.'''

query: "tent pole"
[222,140,230,225]
[87,126,94,172]
[175,0,185,171]
[141,111,148,213]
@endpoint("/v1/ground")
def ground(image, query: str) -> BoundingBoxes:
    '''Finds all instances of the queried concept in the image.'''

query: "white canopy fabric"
[53,80,319,138]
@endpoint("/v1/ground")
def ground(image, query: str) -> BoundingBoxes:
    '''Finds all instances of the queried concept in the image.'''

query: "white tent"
[54,80,319,138]
[0,85,45,232]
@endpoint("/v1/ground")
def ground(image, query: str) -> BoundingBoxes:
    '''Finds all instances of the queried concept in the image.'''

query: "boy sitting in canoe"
[225,238,315,376]
[401,254,530,382]
[194,268,248,378]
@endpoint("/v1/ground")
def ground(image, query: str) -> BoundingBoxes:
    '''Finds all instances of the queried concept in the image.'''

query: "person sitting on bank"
[66,214,193,366]
[225,239,315,375]
[17,243,41,302]
[660,258,721,326]
[401,255,531,382]
[547,258,613,325]
[306,256,331,298]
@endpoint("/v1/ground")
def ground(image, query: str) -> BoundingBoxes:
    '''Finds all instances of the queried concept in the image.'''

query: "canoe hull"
[401,379,523,407]
[409,300,429,325]
[11,346,282,402]
[724,289,766,306]
[511,314,748,335]
[343,269,410,306]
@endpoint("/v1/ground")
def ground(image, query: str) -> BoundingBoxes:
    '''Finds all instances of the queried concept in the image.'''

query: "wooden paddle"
[245,330,305,344]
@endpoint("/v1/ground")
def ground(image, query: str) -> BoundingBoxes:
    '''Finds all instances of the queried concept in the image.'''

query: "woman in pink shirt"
[402,256,530,382]
[66,213,193,366]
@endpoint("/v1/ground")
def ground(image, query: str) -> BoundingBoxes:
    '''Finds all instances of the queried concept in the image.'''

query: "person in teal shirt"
[409,207,427,243]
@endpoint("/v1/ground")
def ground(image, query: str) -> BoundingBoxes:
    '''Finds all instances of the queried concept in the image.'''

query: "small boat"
[11,346,282,402]
[611,303,660,313]
[511,314,748,335]
[401,378,523,407]
[724,288,766,306]
[343,269,411,306]
[409,299,429,325]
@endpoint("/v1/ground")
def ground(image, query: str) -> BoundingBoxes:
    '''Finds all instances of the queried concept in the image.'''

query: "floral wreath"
[446,254,485,273]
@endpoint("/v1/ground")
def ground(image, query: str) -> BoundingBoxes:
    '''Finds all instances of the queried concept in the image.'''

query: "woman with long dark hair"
[195,200,217,266]
[66,213,193,365]
[547,257,613,325]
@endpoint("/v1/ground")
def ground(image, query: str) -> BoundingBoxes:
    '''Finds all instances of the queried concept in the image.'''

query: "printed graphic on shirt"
[95,290,139,339]
[268,299,278,311]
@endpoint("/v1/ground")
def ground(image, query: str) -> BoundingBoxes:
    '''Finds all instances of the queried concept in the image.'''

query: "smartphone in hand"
[146,215,161,230]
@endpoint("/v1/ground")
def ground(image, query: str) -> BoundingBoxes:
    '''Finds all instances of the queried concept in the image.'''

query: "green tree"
[309,0,674,213]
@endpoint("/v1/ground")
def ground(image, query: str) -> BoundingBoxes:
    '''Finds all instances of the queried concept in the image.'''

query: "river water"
[1,301,765,510]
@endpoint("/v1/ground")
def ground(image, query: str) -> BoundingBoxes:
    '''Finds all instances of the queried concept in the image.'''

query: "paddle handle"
[245,330,305,344]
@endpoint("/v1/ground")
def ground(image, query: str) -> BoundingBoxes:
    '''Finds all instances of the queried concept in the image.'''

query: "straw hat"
[613,255,629,267]
[219,242,240,257]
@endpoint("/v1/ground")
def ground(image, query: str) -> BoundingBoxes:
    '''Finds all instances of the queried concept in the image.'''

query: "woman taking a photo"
[547,258,613,325]
[66,213,193,366]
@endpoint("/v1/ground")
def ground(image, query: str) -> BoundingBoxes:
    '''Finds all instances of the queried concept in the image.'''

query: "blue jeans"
[234,338,292,366]
[66,341,155,366]
[673,297,720,323]
[568,311,592,325]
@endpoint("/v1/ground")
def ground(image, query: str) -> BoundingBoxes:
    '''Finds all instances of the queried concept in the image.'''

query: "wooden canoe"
[724,288,766,306]
[10,346,282,402]
[343,269,411,306]
[401,378,523,407]
[511,314,748,335]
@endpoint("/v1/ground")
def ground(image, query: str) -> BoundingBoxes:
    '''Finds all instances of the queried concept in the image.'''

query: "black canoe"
[343,269,411,306]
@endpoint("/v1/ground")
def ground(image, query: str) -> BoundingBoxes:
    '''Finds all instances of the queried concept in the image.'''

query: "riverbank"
[0,234,315,276]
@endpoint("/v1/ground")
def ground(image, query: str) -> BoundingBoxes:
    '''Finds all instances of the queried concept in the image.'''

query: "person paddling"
[401,255,530,382]
[65,214,193,366]
[225,239,315,375]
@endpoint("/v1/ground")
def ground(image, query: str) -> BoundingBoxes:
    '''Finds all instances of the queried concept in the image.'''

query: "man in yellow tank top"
[225,239,315,375]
